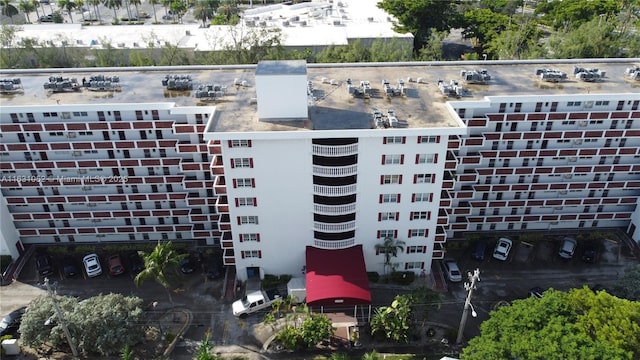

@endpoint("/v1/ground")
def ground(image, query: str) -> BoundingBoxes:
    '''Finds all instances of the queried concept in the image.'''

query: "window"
[380,194,400,203]
[414,174,434,183]
[407,246,427,254]
[229,140,252,148]
[416,153,437,164]
[381,175,402,184]
[377,230,396,238]
[378,212,399,221]
[236,197,257,207]
[382,154,403,165]
[239,233,260,242]
[405,262,424,270]
[383,136,405,144]
[409,229,428,237]
[233,178,255,188]
[418,136,440,143]
[567,101,582,107]
[231,158,253,168]
[412,193,433,202]
[238,216,258,225]
[410,211,431,220]
[241,250,261,258]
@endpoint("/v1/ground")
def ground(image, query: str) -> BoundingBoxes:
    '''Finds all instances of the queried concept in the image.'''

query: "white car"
[83,253,102,277]
[443,260,462,282]
[493,238,513,261]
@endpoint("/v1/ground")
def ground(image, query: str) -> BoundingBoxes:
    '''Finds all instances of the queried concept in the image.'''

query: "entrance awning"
[305,245,372,306]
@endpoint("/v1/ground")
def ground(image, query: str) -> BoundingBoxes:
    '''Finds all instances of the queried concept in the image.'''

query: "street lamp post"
[456,268,480,344]
[44,278,79,358]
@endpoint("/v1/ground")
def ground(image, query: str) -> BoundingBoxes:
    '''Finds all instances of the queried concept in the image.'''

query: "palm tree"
[75,0,84,20]
[374,237,406,275]
[1,0,19,23]
[58,0,77,22]
[129,0,140,19]
[102,0,121,21]
[148,0,159,22]
[30,0,40,19]
[87,0,101,22]
[193,0,213,27]
[18,0,35,23]
[134,241,186,304]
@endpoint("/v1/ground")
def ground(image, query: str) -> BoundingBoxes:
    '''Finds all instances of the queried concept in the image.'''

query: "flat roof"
[1,60,638,133]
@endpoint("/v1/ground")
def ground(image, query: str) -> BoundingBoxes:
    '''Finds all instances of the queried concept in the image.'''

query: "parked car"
[83,253,102,277]
[62,256,78,278]
[581,242,598,263]
[442,259,462,282]
[128,252,145,274]
[180,256,197,274]
[39,14,53,22]
[107,254,125,276]
[35,253,54,277]
[529,286,544,299]
[558,237,577,259]
[0,306,27,337]
[493,238,513,261]
[471,241,486,261]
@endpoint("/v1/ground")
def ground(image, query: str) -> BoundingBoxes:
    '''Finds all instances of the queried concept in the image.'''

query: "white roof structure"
[10,0,412,52]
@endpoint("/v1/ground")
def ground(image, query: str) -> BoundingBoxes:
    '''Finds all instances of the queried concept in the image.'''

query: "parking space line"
[222,320,228,345]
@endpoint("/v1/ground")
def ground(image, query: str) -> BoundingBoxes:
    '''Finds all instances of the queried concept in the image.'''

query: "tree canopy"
[461,287,640,360]
[19,293,146,356]
[376,0,461,52]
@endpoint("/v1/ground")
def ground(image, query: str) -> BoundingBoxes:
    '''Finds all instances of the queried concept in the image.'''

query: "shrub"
[262,274,292,289]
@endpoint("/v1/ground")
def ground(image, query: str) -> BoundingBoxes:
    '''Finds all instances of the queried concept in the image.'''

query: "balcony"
[313,203,356,215]
[312,144,358,157]
[313,184,357,196]
[312,164,358,177]
[313,221,356,233]
[313,238,356,250]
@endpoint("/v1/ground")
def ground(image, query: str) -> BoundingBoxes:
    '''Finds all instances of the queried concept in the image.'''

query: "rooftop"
[1,60,639,133]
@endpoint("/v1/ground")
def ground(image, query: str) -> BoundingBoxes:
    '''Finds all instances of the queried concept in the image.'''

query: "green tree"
[58,0,77,23]
[102,0,122,22]
[484,19,546,59]
[535,0,621,31]
[1,0,19,23]
[275,313,334,350]
[374,237,405,275]
[193,0,214,27]
[158,41,190,65]
[612,264,640,301]
[129,0,141,19]
[376,0,462,52]
[417,28,447,60]
[461,287,640,360]
[194,330,221,360]
[148,0,159,22]
[134,241,186,304]
[18,0,35,23]
[462,8,512,50]
[20,294,145,356]
[169,0,187,23]
[87,0,102,22]
[545,17,621,58]
[370,294,412,343]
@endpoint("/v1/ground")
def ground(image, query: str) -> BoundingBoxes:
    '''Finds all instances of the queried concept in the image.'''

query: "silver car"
[559,237,577,259]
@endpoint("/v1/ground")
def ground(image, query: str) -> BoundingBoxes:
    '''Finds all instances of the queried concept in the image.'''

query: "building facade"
[1,60,639,281]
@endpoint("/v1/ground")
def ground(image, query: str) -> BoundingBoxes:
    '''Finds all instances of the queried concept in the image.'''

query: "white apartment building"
[1,60,639,286]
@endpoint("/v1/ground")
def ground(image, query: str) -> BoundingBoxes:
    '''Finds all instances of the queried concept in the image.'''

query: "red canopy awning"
[305,245,372,306]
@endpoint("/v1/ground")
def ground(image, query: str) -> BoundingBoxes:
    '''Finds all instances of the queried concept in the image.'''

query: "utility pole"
[456,268,480,345]
[44,278,79,358]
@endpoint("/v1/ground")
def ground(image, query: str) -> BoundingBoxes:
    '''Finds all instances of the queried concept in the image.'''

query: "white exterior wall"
[255,74,308,120]
[219,129,457,281]
[226,138,314,279]
[0,192,21,259]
